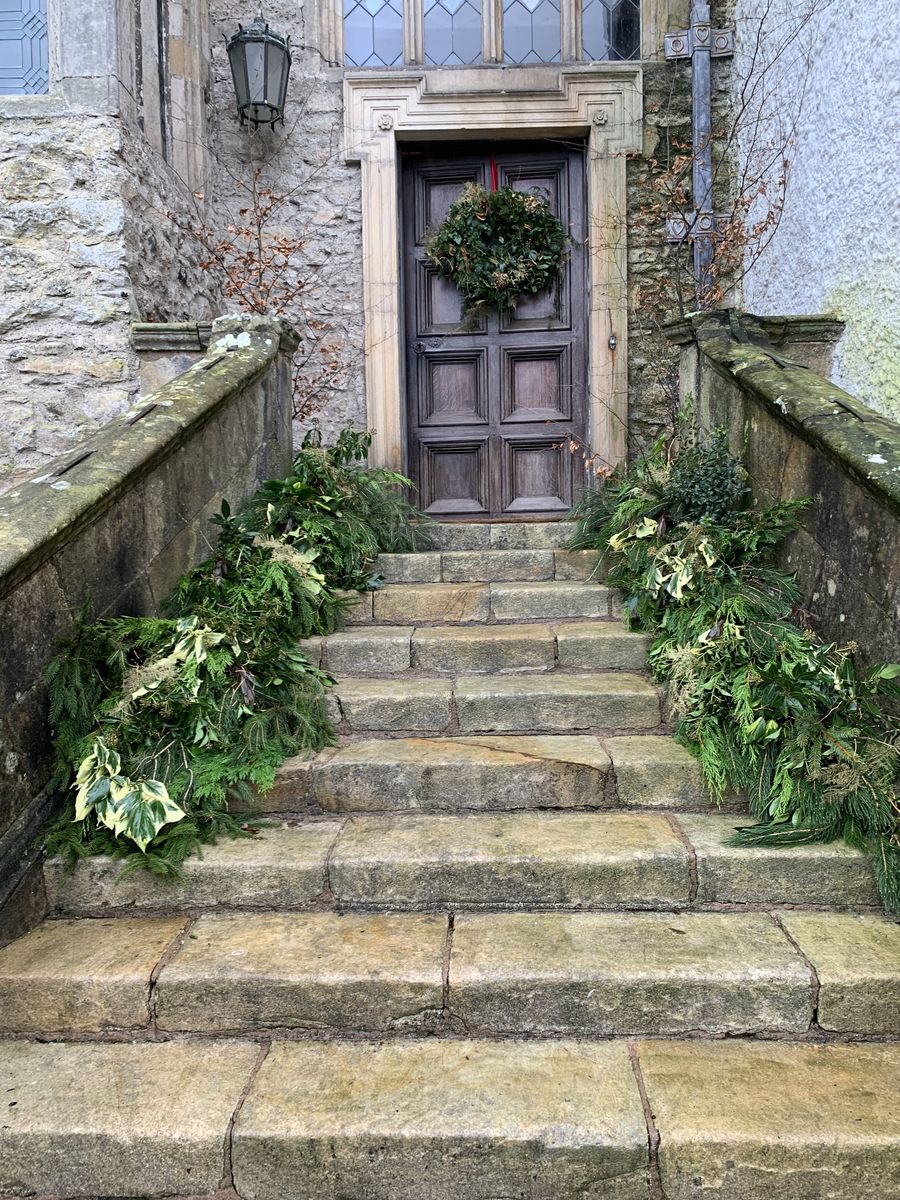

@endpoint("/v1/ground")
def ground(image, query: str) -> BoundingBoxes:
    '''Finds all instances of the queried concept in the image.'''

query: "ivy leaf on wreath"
[425,182,569,320]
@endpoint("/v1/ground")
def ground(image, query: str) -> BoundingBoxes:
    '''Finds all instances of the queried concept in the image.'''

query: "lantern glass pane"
[244,39,266,102]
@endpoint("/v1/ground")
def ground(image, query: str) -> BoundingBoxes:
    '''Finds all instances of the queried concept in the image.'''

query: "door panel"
[402,142,587,518]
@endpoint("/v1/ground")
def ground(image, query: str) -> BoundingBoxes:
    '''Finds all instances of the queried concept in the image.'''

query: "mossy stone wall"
[0,315,295,936]
[677,310,900,667]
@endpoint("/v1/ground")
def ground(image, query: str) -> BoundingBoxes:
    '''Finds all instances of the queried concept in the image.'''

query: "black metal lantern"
[226,13,292,129]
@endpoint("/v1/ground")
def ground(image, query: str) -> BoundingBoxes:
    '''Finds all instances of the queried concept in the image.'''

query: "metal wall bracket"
[666,212,730,243]
[664,26,734,60]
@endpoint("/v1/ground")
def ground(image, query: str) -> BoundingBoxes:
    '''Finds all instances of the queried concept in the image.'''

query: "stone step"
[302,620,648,675]
[429,520,577,550]
[43,814,880,917]
[374,548,603,584]
[329,673,661,734]
[343,580,613,626]
[4,1038,897,1199]
[6,910,896,1037]
[267,734,714,815]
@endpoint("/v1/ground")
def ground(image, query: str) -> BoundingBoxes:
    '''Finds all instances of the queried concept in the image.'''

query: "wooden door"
[402,141,588,519]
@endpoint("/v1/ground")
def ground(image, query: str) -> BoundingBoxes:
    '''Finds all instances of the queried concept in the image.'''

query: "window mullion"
[562,0,580,61]
[405,0,424,64]
[484,0,502,64]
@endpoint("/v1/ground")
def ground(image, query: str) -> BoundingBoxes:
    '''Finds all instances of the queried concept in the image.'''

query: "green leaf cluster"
[44,427,430,876]
[425,183,568,320]
[569,421,900,910]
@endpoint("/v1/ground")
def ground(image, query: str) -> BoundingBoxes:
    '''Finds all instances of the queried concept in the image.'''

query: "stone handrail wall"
[669,310,900,666]
[0,315,297,937]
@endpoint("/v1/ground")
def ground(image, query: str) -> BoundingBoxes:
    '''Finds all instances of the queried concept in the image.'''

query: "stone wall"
[0,314,295,937]
[736,0,900,422]
[0,0,218,494]
[674,310,900,667]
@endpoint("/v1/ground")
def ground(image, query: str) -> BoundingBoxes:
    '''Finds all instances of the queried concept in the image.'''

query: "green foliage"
[569,422,900,910]
[44,427,430,876]
[425,183,568,320]
[242,426,434,591]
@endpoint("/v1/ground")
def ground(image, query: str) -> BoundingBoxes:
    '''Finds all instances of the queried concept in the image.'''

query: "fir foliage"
[44,427,429,876]
[569,418,900,910]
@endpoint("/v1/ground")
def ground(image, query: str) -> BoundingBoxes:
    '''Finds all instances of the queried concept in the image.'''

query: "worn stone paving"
[1,520,899,1199]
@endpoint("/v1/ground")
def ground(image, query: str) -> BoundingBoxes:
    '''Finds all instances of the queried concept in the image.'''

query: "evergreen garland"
[568,420,900,910]
[426,182,568,318]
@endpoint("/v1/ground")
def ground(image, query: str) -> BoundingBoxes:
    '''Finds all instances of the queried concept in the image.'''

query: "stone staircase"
[1,520,899,1199]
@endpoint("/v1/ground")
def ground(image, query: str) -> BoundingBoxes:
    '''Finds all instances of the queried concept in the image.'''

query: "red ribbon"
[489,155,499,193]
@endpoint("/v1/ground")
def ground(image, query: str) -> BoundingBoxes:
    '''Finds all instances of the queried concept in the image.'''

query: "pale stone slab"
[491,580,611,620]
[441,549,555,582]
[45,822,343,915]
[297,635,323,666]
[454,672,660,732]
[333,677,453,731]
[374,552,442,583]
[0,916,184,1032]
[555,549,605,579]
[637,1040,900,1200]
[606,735,707,809]
[330,811,691,908]
[555,622,650,670]
[312,735,610,812]
[249,754,317,812]
[321,626,413,674]
[490,521,576,548]
[779,911,900,1033]
[431,522,491,550]
[411,622,556,673]
[677,814,880,906]
[0,1039,257,1197]
[450,911,812,1035]
[336,588,374,625]
[232,1038,648,1200]
[374,582,490,623]
[156,912,446,1032]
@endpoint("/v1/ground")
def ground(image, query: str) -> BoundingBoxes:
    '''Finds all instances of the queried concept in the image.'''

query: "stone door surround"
[343,66,643,474]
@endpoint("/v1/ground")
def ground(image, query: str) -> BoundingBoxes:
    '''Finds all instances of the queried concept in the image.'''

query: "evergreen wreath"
[425,182,568,318]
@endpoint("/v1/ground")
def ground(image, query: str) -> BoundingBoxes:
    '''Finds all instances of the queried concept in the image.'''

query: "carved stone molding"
[343,66,643,473]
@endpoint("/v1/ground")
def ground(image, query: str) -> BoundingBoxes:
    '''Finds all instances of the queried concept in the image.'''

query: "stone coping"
[668,310,900,518]
[0,315,299,602]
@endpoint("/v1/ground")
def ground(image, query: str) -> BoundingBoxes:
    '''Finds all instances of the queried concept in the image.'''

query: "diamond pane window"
[425,0,482,65]
[502,0,560,65]
[0,0,48,95]
[344,0,403,67]
[582,0,639,61]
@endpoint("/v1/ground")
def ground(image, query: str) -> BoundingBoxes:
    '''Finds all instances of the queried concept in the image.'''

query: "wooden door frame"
[343,66,643,475]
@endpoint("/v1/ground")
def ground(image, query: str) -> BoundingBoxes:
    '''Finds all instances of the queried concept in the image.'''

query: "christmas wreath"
[425,182,568,318]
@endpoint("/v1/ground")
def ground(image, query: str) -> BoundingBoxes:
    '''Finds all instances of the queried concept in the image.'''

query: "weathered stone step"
[374,548,602,584]
[0,1038,258,1197]
[329,673,660,733]
[7,910,896,1037]
[429,519,577,550]
[43,814,880,917]
[342,580,613,625]
[269,734,711,815]
[303,620,648,674]
[4,1038,897,1199]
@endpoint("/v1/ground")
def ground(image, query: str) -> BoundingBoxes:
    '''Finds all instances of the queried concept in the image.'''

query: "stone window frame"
[318,0,670,67]
[343,66,643,473]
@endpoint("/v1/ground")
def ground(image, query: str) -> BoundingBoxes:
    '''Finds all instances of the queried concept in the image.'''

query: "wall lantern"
[226,13,292,129]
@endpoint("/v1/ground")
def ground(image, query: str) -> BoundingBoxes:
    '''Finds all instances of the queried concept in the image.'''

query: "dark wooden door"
[402,142,588,519]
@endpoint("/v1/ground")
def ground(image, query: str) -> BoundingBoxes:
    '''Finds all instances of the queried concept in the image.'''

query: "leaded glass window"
[340,0,640,68]
[503,0,560,65]
[344,0,404,67]
[0,0,48,94]
[582,0,639,61]
[425,0,482,66]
